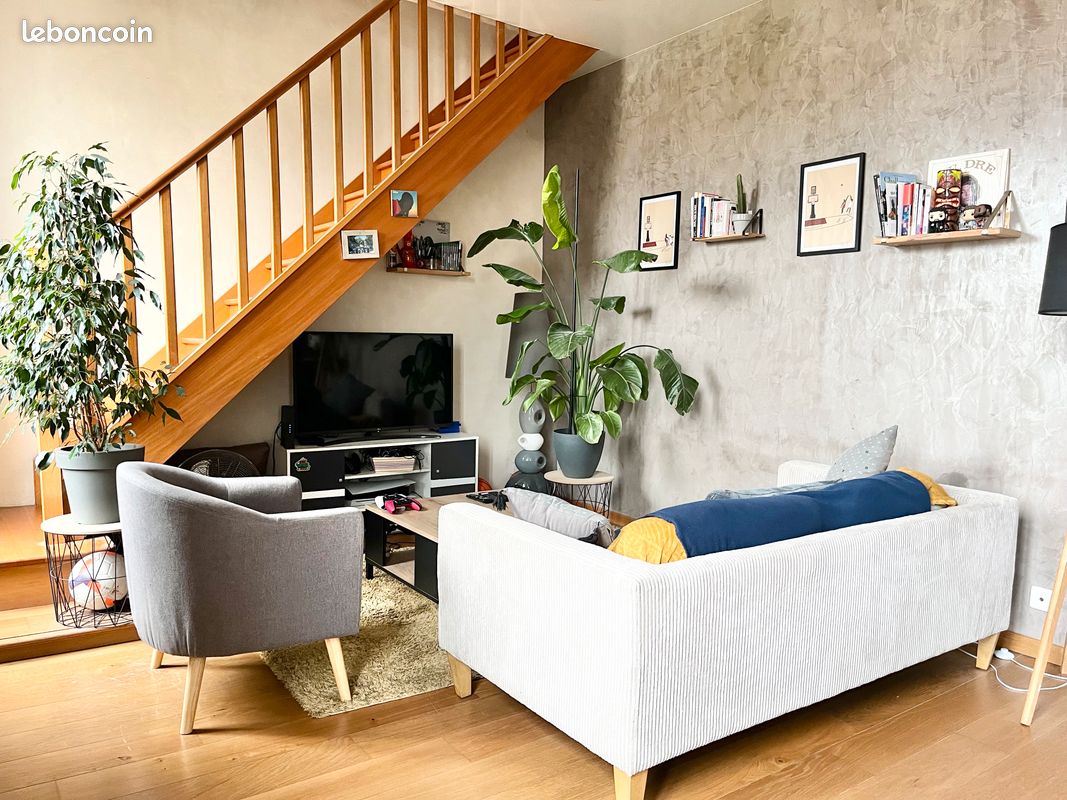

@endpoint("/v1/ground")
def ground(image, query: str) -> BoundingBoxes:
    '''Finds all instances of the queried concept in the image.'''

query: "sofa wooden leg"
[324,638,352,703]
[1022,531,1067,726]
[976,633,1000,670]
[149,648,165,670]
[447,654,472,698]
[613,767,647,800]
[180,657,206,735]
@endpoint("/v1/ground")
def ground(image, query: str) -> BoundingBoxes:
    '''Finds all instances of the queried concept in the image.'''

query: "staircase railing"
[114,0,540,374]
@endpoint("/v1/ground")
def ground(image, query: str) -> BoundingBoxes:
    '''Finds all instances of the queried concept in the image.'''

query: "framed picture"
[926,148,1010,226]
[341,229,379,259]
[638,191,680,270]
[390,190,418,218]
[796,152,866,256]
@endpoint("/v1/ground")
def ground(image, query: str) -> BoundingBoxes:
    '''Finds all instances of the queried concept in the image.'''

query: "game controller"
[374,493,423,514]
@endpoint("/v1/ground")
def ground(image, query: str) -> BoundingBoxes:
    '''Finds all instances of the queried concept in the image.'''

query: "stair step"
[181,337,204,347]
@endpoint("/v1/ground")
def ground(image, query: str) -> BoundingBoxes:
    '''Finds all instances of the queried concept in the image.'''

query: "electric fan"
[178,449,260,478]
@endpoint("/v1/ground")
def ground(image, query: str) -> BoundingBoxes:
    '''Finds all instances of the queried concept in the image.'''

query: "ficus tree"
[469,165,698,444]
[0,145,181,467]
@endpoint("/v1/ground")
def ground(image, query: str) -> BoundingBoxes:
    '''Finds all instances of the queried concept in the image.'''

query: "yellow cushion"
[608,517,688,564]
[897,468,957,508]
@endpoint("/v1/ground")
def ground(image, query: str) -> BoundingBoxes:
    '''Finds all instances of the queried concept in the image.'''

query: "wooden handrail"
[112,0,399,219]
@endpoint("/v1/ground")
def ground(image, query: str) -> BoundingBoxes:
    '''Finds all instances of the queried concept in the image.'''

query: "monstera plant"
[470,165,698,478]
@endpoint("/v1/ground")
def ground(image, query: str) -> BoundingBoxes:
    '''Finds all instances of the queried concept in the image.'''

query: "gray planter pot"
[552,429,605,479]
[54,444,144,524]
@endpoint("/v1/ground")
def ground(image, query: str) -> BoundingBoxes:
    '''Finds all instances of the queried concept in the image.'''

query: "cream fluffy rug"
[262,571,452,717]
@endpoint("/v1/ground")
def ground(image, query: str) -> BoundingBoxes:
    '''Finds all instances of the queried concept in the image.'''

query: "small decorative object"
[732,174,754,234]
[390,190,418,218]
[517,432,544,450]
[796,152,866,256]
[959,203,993,231]
[638,191,681,270]
[927,149,1010,226]
[514,449,547,473]
[69,550,127,611]
[505,292,550,490]
[927,207,956,234]
[341,229,379,259]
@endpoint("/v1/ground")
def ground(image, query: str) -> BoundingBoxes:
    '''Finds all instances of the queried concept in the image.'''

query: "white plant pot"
[732,212,754,235]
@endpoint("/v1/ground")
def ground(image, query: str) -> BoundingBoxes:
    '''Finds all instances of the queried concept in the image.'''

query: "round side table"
[545,470,614,518]
[41,514,132,629]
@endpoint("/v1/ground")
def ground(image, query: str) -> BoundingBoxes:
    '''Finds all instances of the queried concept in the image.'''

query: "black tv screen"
[292,332,453,438]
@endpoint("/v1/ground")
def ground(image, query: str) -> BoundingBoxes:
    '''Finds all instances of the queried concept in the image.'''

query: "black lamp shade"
[505,291,549,378]
[1039,222,1067,315]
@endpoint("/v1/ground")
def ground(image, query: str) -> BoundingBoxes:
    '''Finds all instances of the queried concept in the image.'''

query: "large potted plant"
[470,166,698,478]
[0,146,181,523]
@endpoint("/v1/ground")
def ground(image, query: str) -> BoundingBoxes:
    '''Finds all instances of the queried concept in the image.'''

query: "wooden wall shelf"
[693,233,765,244]
[874,228,1021,247]
[386,267,471,276]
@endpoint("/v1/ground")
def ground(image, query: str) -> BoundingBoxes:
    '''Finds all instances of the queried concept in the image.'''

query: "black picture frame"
[796,152,866,257]
[637,191,681,271]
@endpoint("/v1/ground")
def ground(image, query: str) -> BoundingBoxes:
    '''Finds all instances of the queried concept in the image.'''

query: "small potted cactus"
[731,174,754,234]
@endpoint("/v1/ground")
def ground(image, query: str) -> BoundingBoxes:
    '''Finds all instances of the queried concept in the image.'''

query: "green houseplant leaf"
[541,166,577,250]
[594,250,656,273]
[496,301,550,325]
[468,219,540,257]
[547,322,593,360]
[575,411,604,444]
[484,264,543,291]
[597,357,643,403]
[653,348,698,415]
[598,409,622,439]
[591,295,626,313]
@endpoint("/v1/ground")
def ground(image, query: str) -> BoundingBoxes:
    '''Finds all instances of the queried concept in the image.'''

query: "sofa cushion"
[706,479,839,501]
[504,488,614,545]
[897,467,957,508]
[826,425,898,480]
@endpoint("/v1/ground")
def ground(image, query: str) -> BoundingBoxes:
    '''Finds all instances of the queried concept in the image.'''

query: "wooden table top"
[362,493,507,543]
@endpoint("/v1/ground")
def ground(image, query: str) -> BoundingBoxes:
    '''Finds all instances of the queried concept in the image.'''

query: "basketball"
[68,551,128,611]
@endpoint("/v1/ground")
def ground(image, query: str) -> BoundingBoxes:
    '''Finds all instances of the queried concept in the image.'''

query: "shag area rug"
[262,572,452,717]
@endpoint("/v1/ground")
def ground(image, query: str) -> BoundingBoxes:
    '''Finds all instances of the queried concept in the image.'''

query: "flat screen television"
[292,331,453,441]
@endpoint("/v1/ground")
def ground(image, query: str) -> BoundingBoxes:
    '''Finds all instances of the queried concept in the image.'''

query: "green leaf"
[468,220,531,257]
[653,349,698,415]
[599,410,622,439]
[547,391,568,420]
[574,411,604,444]
[621,353,650,400]
[546,322,593,360]
[541,166,577,250]
[504,373,537,406]
[590,342,626,368]
[591,295,626,313]
[484,263,543,291]
[496,301,550,325]
[523,378,556,411]
[597,357,643,402]
[594,250,656,273]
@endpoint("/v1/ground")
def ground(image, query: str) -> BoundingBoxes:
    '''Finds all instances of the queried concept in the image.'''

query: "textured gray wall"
[544,0,1067,639]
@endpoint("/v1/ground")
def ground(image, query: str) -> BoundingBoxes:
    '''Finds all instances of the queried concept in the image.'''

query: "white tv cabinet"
[283,433,478,510]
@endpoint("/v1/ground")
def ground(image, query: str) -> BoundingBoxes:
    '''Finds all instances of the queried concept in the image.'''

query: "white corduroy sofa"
[437,461,1019,800]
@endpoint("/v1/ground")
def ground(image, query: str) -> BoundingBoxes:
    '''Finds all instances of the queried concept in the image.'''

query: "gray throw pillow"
[825,425,898,481]
[706,480,839,501]
[504,488,614,545]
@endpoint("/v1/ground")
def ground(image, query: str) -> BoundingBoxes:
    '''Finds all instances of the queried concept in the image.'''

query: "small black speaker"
[280,405,296,448]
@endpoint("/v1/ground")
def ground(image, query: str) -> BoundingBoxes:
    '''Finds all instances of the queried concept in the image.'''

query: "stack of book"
[872,172,932,237]
[691,193,736,239]
[370,455,417,473]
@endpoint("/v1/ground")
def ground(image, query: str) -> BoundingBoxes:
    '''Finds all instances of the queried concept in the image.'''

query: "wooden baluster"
[300,77,314,247]
[519,28,530,55]
[232,129,249,307]
[121,215,138,366]
[418,0,429,145]
[444,6,455,120]
[362,30,374,193]
[331,52,344,220]
[158,185,178,366]
[196,158,214,338]
[390,3,402,169]
[470,14,481,98]
[495,21,505,79]
[267,101,283,278]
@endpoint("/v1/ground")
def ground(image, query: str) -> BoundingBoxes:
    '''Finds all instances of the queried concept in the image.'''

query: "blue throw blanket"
[651,471,931,558]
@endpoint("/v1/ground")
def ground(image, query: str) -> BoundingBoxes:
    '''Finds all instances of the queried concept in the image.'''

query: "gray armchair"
[116,462,363,734]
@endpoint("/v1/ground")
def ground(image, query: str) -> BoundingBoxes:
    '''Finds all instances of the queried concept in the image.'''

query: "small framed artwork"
[638,191,680,270]
[341,229,379,259]
[390,190,418,218]
[796,152,866,257]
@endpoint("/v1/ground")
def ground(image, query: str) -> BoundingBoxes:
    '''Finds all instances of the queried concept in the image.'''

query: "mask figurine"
[934,168,963,210]
[928,206,959,234]
[959,203,993,231]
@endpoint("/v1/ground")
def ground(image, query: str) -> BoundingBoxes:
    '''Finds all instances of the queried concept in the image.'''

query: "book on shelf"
[873,171,918,237]
[690,192,737,238]
[370,455,418,473]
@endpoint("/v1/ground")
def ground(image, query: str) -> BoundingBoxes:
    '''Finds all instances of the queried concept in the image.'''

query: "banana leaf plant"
[469,165,698,444]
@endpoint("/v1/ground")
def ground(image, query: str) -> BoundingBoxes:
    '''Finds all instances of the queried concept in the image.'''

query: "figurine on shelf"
[959,203,993,231]
[399,231,417,269]
[929,168,962,233]
[928,207,958,234]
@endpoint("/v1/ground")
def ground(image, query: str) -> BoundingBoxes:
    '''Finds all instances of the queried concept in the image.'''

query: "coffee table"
[363,494,505,602]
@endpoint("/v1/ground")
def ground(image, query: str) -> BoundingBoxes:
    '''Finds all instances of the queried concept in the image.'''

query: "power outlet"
[1031,585,1052,612]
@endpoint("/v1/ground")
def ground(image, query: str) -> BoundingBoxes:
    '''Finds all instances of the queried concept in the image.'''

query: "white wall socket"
[1030,585,1052,612]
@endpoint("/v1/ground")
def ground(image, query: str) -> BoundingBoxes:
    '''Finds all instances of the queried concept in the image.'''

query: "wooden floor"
[0,505,43,565]
[1,643,1065,799]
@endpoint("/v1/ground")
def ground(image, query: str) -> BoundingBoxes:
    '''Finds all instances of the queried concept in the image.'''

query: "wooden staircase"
[38,0,594,514]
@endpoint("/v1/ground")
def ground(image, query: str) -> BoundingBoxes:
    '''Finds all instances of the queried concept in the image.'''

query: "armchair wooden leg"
[324,638,352,703]
[613,767,648,800]
[149,649,165,670]
[1022,531,1067,726]
[976,633,1000,670]
[179,657,206,735]
[447,654,472,698]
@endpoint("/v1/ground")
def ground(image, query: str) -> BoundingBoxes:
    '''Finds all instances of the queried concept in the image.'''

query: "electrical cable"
[958,647,1067,694]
